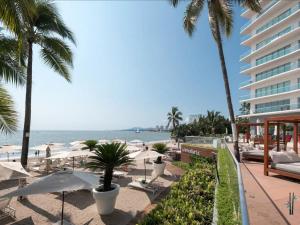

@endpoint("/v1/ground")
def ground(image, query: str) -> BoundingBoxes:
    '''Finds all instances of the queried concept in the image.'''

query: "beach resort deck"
[228,143,300,225]
[0,162,183,225]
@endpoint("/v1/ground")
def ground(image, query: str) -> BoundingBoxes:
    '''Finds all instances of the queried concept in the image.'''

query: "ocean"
[0,130,171,160]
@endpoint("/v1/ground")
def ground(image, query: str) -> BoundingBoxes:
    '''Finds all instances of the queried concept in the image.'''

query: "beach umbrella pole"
[144,159,146,182]
[61,191,65,225]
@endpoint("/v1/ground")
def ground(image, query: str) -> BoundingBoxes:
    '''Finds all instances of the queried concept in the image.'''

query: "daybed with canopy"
[264,115,300,179]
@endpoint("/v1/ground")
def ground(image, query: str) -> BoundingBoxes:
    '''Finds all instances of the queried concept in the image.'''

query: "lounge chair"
[128,175,159,194]
[0,198,16,220]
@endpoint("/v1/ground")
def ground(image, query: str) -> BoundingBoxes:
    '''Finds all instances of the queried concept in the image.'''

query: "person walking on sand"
[35,151,37,157]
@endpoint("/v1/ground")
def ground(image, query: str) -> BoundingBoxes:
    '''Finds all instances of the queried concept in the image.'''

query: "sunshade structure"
[98,139,110,144]
[2,170,99,225]
[129,139,144,145]
[47,150,95,170]
[0,162,31,181]
[70,144,87,151]
[126,145,141,153]
[112,139,125,144]
[0,145,22,161]
[130,150,165,181]
[69,140,85,146]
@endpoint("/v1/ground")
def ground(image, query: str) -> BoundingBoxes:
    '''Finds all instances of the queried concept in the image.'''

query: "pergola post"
[283,124,286,151]
[276,123,280,152]
[294,123,298,154]
[264,120,269,176]
[247,125,250,143]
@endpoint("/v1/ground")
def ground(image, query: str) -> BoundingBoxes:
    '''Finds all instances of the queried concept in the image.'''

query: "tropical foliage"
[86,143,133,192]
[152,143,169,164]
[172,110,231,140]
[167,106,183,130]
[82,140,98,151]
[0,0,76,166]
[239,102,250,115]
[0,32,25,134]
[170,0,261,161]
[139,156,215,225]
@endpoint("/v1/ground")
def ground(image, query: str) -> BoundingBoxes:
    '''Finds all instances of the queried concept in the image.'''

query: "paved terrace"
[228,144,300,225]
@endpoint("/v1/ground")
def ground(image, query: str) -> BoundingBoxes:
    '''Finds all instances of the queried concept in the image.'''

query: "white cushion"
[270,151,300,163]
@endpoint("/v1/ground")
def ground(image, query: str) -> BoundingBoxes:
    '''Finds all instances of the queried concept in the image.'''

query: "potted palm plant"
[86,143,133,215]
[152,143,169,176]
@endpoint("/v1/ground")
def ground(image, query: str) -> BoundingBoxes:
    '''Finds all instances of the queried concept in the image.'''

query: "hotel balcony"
[239,61,300,89]
[239,83,300,102]
[241,3,300,45]
[240,44,300,74]
[239,103,300,117]
[240,23,300,62]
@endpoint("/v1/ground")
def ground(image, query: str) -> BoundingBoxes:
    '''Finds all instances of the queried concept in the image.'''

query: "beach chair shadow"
[9,216,34,225]
[57,190,95,210]
[100,208,135,225]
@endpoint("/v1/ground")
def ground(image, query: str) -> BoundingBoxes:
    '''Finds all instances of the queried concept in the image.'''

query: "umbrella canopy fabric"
[129,139,144,145]
[2,170,98,198]
[70,144,87,151]
[112,139,125,143]
[98,139,110,144]
[70,140,85,146]
[46,150,95,159]
[0,162,31,181]
[31,144,65,151]
[126,145,141,153]
[0,145,22,153]
[133,150,165,161]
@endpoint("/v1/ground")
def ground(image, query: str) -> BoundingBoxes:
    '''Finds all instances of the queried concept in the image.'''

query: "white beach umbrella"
[2,170,98,225]
[126,145,141,153]
[112,139,125,144]
[69,140,85,146]
[98,139,110,144]
[0,145,22,161]
[70,144,87,151]
[129,139,144,145]
[0,162,31,181]
[131,150,165,181]
[31,144,65,151]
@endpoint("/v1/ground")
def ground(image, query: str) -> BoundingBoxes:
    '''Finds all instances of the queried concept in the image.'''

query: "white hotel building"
[239,0,300,122]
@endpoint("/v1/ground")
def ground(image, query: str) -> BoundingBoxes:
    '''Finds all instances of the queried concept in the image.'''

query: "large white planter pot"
[153,162,166,176]
[92,183,120,215]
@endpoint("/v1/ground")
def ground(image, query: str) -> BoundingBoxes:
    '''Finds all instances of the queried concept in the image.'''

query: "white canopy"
[2,170,98,198]
[129,139,144,145]
[0,162,31,181]
[31,144,65,151]
[46,150,95,159]
[132,150,165,161]
[98,139,110,144]
[112,139,125,143]
[0,145,22,153]
[126,145,141,153]
[70,144,87,151]
[70,140,85,146]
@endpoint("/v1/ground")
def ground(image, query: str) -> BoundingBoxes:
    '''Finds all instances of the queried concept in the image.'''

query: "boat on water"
[135,128,140,133]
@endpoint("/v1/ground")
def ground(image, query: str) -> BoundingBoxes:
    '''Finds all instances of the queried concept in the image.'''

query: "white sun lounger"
[0,198,16,220]
[128,175,159,194]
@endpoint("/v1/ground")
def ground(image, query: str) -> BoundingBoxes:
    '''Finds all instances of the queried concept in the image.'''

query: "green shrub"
[152,143,169,164]
[217,149,241,225]
[139,158,216,225]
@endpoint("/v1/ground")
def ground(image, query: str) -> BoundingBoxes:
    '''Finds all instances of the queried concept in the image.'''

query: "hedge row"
[139,158,216,225]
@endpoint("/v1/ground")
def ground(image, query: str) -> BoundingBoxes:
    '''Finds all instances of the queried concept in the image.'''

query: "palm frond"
[169,0,180,7]
[184,0,205,36]
[40,47,71,82]
[233,0,261,13]
[34,0,76,45]
[0,86,18,134]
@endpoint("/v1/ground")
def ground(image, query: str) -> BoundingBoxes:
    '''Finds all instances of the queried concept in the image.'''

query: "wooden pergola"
[264,115,300,178]
[237,122,264,143]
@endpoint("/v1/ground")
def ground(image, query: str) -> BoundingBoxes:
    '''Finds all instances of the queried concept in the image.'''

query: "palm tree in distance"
[206,110,221,135]
[0,32,26,133]
[0,0,76,167]
[170,0,260,161]
[167,106,183,130]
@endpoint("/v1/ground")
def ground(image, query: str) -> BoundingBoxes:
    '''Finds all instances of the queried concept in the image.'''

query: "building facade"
[239,0,300,122]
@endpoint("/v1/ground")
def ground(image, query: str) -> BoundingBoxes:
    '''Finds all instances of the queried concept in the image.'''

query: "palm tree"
[0,0,76,167]
[170,0,260,161]
[206,110,221,134]
[167,106,183,130]
[82,140,98,151]
[0,33,26,134]
[86,143,133,192]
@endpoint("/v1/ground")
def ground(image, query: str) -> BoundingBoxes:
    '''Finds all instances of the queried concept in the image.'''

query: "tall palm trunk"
[21,41,33,167]
[214,20,240,161]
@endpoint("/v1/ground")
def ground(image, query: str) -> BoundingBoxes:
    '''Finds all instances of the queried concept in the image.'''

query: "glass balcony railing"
[240,0,279,32]
[240,23,300,60]
[240,44,300,72]
[239,61,300,88]
[254,103,300,114]
[240,83,300,100]
[240,3,300,41]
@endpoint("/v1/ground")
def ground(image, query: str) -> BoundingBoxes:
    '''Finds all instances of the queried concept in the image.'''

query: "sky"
[7,1,249,131]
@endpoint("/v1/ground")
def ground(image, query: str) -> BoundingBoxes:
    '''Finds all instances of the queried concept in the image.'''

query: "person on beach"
[35,151,37,157]
[37,150,40,157]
